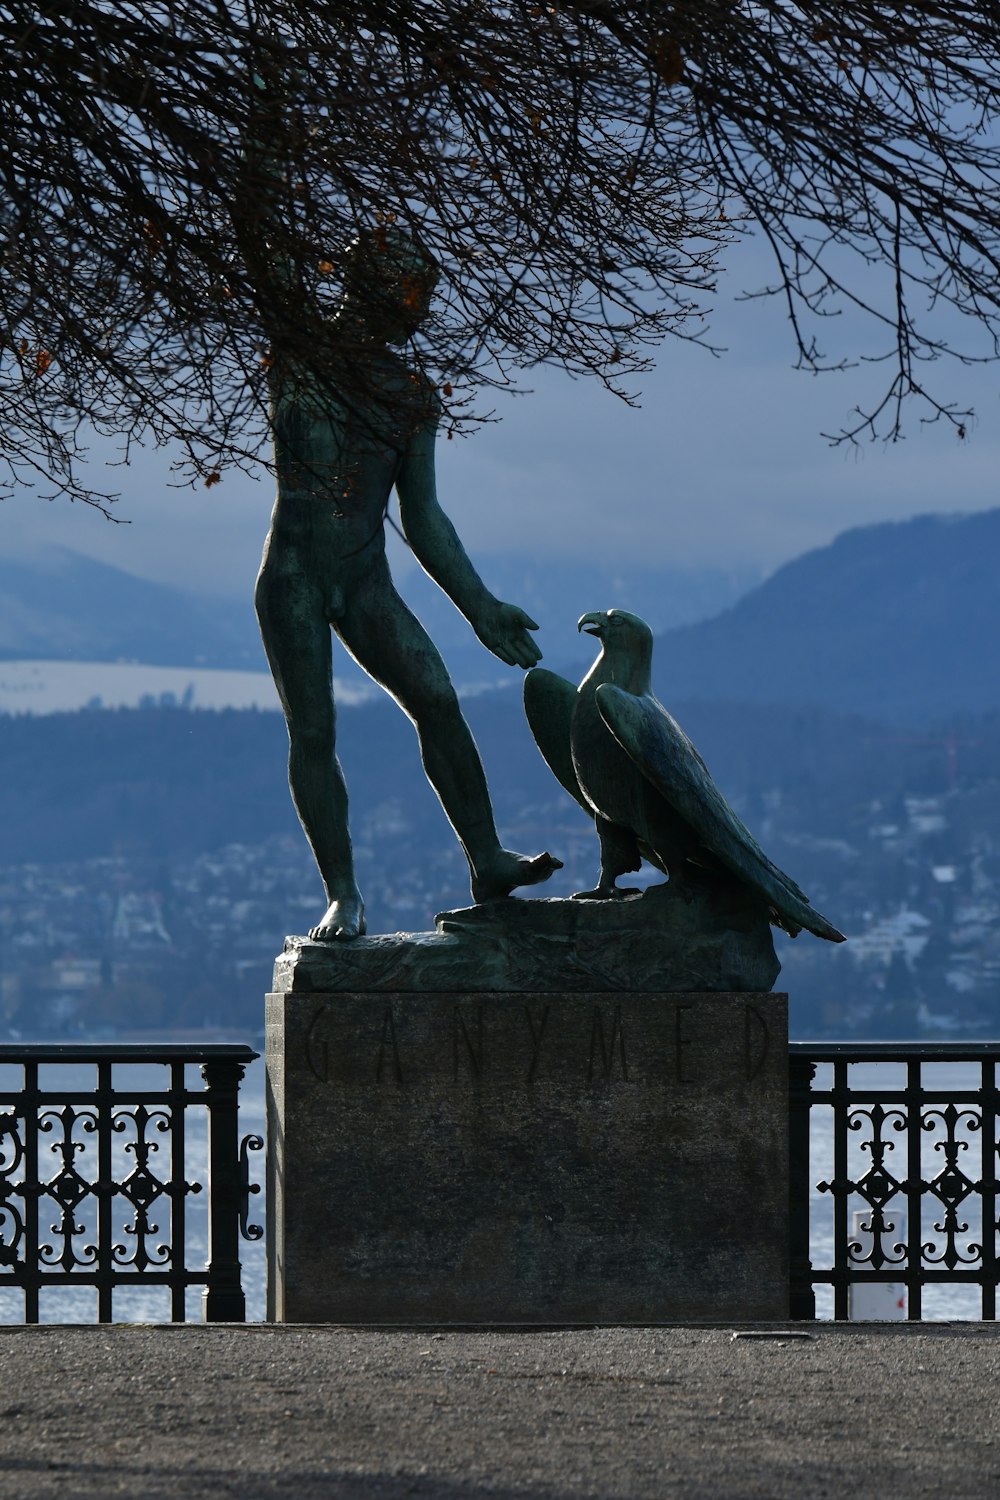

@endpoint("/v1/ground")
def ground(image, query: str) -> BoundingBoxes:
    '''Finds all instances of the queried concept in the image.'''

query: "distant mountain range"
[0,548,266,671]
[399,554,762,686]
[0,545,758,685]
[652,509,1000,724]
[2,508,997,724]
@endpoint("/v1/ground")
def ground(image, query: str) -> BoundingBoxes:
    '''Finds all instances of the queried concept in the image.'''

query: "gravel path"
[0,1323,997,1498]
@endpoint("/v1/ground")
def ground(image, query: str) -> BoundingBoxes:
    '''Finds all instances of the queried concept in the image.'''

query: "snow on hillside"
[0,661,375,715]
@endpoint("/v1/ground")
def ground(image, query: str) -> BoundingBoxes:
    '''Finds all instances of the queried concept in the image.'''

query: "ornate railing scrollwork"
[919,1102,983,1270]
[239,1133,264,1242]
[790,1042,1000,1321]
[0,1044,259,1323]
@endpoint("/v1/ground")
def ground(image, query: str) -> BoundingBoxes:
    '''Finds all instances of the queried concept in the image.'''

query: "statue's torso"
[265,352,431,580]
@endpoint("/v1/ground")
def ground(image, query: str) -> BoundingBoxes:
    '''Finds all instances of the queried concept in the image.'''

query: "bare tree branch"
[3,1,1000,506]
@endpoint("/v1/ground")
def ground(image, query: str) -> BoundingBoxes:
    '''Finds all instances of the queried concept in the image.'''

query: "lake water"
[0,1057,268,1326]
[805,1059,995,1322]
[0,1059,993,1324]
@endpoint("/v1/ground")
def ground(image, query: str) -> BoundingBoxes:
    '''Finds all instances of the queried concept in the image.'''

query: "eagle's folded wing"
[524,668,594,818]
[596,683,845,943]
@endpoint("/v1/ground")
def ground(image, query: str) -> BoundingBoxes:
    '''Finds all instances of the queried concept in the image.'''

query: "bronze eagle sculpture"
[523,609,844,943]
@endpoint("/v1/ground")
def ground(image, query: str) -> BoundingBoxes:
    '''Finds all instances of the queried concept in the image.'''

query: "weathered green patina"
[524,608,845,953]
[274,879,781,995]
[256,238,560,941]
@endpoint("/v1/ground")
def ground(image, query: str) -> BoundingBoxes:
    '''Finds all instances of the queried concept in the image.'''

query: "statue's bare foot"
[471,849,563,904]
[572,882,641,901]
[309,892,366,942]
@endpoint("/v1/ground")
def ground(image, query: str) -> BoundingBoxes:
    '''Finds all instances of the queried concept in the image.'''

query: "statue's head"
[577,609,654,692]
[341,227,439,343]
[578,610,653,657]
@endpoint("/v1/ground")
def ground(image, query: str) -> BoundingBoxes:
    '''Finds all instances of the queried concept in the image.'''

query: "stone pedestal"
[267,910,788,1322]
[272,881,781,997]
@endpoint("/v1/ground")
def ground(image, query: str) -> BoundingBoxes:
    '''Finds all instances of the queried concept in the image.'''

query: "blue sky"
[5,238,999,600]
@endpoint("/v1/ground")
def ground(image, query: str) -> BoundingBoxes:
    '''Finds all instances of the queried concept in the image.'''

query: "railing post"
[789,1052,816,1319]
[981,1057,998,1321]
[201,1058,247,1323]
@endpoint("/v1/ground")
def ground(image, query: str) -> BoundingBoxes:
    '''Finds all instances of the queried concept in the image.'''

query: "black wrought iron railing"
[790,1042,1000,1321]
[0,1044,262,1324]
[4,1037,996,1325]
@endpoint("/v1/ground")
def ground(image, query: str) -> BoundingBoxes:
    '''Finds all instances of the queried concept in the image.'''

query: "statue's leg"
[255,563,365,941]
[336,566,561,902]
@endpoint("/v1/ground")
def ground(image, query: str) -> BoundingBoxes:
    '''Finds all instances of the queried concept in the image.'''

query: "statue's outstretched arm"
[396,421,541,669]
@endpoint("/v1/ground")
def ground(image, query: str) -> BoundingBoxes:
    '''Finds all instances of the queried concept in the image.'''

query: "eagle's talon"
[571,883,638,900]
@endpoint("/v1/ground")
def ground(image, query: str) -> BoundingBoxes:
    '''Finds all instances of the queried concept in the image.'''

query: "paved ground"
[0,1322,997,1498]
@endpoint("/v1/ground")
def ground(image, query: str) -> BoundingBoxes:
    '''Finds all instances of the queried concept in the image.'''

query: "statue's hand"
[473,599,542,668]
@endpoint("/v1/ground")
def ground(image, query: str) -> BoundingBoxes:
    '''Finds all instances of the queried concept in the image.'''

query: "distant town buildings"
[0,778,997,1041]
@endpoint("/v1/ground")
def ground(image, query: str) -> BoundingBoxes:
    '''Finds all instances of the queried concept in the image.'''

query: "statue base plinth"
[266,969,789,1324]
[274,880,780,996]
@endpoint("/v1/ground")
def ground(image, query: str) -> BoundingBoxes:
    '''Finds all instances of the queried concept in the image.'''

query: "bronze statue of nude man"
[255,232,561,940]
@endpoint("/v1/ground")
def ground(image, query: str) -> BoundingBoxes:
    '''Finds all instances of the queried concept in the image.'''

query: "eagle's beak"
[577,612,605,637]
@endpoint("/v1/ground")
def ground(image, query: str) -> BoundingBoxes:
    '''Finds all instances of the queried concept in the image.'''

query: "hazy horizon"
[4,239,1000,601]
